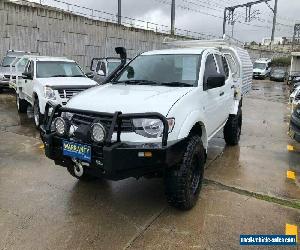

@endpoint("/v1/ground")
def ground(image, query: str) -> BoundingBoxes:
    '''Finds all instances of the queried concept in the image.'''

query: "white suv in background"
[253,58,272,79]
[16,56,97,127]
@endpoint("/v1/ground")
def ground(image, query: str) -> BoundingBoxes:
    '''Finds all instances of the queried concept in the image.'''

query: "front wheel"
[164,135,206,210]
[16,94,28,113]
[33,98,44,129]
[224,108,242,146]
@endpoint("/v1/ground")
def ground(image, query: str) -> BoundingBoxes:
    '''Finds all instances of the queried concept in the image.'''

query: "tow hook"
[72,158,84,177]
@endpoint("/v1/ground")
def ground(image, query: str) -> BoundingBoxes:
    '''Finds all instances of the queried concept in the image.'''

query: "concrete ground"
[0,80,299,250]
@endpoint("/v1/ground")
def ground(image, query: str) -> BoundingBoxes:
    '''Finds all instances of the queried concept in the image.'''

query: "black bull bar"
[40,101,169,147]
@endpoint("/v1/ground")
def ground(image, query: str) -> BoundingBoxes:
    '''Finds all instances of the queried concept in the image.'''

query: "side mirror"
[85,72,94,79]
[22,72,33,80]
[204,75,225,90]
[97,70,105,76]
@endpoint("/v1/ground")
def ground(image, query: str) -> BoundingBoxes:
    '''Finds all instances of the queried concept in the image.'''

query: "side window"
[204,54,218,77]
[100,62,106,75]
[28,61,34,74]
[214,54,225,76]
[24,61,31,73]
[222,56,230,79]
[224,54,238,78]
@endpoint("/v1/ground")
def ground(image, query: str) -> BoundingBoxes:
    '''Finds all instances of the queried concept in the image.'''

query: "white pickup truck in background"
[16,56,97,127]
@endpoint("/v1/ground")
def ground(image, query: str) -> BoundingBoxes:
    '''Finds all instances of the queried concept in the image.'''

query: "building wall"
[0,1,290,71]
[0,0,169,71]
[247,48,290,62]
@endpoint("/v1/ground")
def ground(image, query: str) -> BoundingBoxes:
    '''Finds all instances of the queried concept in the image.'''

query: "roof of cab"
[142,47,208,55]
[21,55,74,62]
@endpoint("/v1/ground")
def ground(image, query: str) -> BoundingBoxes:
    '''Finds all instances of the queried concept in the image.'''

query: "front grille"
[58,88,86,99]
[71,113,134,133]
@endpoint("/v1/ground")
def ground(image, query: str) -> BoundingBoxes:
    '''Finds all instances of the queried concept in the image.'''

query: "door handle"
[219,91,224,96]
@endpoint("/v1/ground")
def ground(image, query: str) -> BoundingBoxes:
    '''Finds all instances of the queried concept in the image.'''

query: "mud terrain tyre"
[16,94,28,113]
[224,108,242,146]
[165,135,206,210]
[33,98,44,129]
[67,165,98,182]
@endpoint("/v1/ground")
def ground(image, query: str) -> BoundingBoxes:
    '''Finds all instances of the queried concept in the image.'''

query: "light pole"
[118,0,121,25]
[171,0,175,35]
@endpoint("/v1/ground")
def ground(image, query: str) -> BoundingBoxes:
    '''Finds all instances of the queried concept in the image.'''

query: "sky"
[32,0,299,43]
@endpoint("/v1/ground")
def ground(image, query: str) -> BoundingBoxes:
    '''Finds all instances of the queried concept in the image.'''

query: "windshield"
[115,54,201,86]
[272,69,285,74]
[107,62,120,73]
[2,56,16,67]
[253,62,267,70]
[36,61,85,78]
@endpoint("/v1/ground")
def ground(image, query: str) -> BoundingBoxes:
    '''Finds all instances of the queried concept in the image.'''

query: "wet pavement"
[0,80,299,250]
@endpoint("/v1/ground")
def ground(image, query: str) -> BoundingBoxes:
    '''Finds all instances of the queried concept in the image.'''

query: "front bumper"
[41,102,185,180]
[253,73,265,79]
[42,134,187,180]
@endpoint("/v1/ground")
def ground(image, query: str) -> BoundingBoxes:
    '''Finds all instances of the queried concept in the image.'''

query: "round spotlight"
[91,123,106,142]
[54,117,67,136]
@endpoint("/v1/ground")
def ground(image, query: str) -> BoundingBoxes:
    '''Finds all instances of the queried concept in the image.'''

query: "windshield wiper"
[112,80,160,85]
[160,82,193,87]
[72,75,85,77]
[51,75,68,77]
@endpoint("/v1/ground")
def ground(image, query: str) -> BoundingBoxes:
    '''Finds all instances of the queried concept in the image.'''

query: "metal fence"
[27,0,218,40]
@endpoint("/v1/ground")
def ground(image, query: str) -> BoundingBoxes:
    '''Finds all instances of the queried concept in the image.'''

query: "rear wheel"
[165,135,206,210]
[33,98,44,128]
[16,94,28,113]
[224,108,242,146]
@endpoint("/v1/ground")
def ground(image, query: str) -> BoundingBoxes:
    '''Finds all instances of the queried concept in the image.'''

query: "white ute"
[253,58,272,79]
[42,40,252,210]
[16,56,97,127]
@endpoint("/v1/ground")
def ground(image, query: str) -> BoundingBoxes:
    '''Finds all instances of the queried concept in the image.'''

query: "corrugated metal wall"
[0,1,168,71]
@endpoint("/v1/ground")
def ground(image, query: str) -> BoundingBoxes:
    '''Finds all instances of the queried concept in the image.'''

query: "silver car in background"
[0,50,32,92]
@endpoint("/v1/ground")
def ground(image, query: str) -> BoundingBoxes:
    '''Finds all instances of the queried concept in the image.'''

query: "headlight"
[91,123,106,142]
[44,86,56,100]
[54,117,68,136]
[132,118,175,138]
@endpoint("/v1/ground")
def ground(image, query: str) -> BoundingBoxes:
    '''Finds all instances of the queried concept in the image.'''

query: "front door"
[23,60,34,103]
[214,54,234,124]
[201,53,225,136]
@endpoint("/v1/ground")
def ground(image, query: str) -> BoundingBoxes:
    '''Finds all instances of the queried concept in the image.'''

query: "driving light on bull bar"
[91,123,106,142]
[54,117,68,136]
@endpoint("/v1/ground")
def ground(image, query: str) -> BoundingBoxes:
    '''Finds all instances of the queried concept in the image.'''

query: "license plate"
[63,140,92,162]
